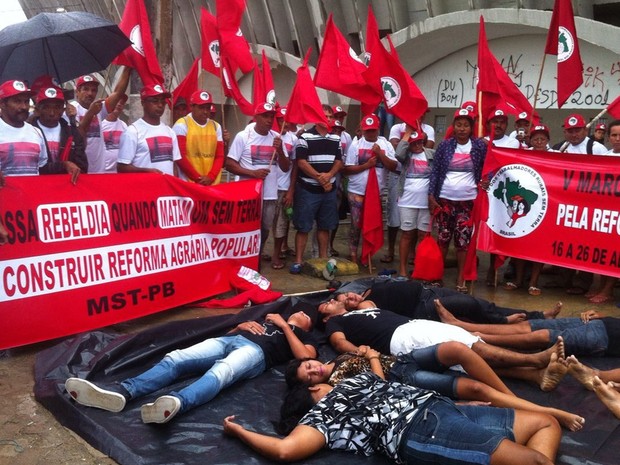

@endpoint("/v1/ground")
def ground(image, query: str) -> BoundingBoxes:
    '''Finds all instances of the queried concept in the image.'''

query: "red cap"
[487,106,510,122]
[190,90,212,105]
[453,108,475,121]
[276,106,287,118]
[35,86,64,103]
[361,114,379,130]
[516,111,529,122]
[140,84,171,100]
[530,125,550,138]
[332,105,347,116]
[563,114,586,128]
[254,102,276,115]
[595,123,607,131]
[76,75,99,88]
[461,101,477,112]
[332,119,345,130]
[0,80,33,99]
[408,129,425,143]
[31,75,61,94]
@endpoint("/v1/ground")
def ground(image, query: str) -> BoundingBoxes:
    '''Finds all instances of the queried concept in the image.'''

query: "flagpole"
[530,52,548,129]
[476,91,483,138]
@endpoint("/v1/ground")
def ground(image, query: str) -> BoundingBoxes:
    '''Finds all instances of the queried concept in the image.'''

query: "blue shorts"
[292,186,339,233]
[400,397,515,465]
[389,345,459,398]
[530,318,608,356]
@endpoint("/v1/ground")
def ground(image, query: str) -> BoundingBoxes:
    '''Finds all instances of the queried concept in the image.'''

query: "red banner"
[0,175,262,349]
[477,147,620,278]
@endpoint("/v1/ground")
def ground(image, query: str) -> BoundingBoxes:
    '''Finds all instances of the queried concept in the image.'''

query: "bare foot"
[506,313,527,324]
[567,355,599,391]
[434,299,459,325]
[538,336,565,366]
[593,376,620,419]
[540,352,568,391]
[543,301,563,319]
[551,408,586,432]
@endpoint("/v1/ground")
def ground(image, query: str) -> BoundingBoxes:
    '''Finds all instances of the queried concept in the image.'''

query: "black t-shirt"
[325,309,409,354]
[241,323,318,368]
[367,280,424,317]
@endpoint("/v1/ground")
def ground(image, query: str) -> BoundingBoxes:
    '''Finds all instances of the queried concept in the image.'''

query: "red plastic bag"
[411,233,444,281]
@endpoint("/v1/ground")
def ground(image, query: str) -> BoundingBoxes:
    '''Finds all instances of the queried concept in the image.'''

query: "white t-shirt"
[227,127,288,200]
[71,101,109,173]
[339,130,353,156]
[398,151,431,208]
[101,118,128,173]
[345,136,395,195]
[117,119,181,175]
[38,124,62,162]
[277,131,298,191]
[491,134,520,149]
[566,137,609,155]
[388,122,435,144]
[606,149,620,156]
[439,140,477,201]
[0,119,47,175]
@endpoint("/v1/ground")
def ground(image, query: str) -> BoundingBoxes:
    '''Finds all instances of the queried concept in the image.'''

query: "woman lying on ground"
[224,372,561,464]
[565,355,620,419]
[286,342,584,431]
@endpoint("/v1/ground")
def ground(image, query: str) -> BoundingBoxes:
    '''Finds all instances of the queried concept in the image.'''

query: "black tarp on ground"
[34,291,620,465]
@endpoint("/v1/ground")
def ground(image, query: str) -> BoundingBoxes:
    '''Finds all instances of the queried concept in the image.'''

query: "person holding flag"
[343,114,397,265]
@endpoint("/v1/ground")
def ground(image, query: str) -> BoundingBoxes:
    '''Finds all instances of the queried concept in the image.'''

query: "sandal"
[503,282,520,291]
[271,261,285,270]
[456,285,468,294]
[589,294,611,304]
[528,286,542,296]
[289,263,302,274]
[380,255,394,263]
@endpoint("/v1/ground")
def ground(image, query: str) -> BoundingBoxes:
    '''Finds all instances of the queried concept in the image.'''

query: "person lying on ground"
[318,298,565,371]
[223,372,561,465]
[336,278,562,324]
[435,303,620,358]
[286,343,584,430]
[65,311,316,424]
[565,355,620,419]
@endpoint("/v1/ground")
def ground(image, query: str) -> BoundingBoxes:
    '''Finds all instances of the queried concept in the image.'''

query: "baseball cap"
[453,108,475,121]
[361,114,379,130]
[35,86,64,103]
[530,124,550,138]
[254,102,276,115]
[595,123,607,131]
[563,114,586,128]
[516,111,529,122]
[75,75,99,88]
[487,106,509,121]
[408,130,425,143]
[332,105,347,116]
[461,101,477,113]
[31,75,61,94]
[173,97,187,108]
[140,84,172,100]
[276,106,287,118]
[0,80,33,99]
[190,90,212,105]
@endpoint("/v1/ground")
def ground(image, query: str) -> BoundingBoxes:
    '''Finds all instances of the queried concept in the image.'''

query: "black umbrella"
[0,11,131,85]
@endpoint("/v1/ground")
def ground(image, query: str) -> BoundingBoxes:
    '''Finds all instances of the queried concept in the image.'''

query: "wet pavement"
[1,224,618,465]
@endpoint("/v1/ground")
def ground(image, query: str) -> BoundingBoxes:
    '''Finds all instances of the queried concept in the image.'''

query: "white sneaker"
[65,378,126,412]
[140,395,181,424]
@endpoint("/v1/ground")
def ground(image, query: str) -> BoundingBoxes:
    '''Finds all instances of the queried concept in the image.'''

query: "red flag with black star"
[216,0,254,74]
[360,166,384,266]
[544,0,583,108]
[113,0,163,86]
[200,7,221,77]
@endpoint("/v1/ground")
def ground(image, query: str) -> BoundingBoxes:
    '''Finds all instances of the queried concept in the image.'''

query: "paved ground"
[1,224,618,465]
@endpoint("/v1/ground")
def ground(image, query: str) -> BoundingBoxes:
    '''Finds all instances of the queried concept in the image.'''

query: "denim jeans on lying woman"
[121,335,266,413]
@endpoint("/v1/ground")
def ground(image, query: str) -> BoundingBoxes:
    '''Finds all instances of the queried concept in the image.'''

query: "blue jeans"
[293,186,338,233]
[121,335,266,413]
[530,318,608,356]
[400,398,514,465]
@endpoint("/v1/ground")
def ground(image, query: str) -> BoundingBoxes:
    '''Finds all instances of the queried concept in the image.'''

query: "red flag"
[476,16,536,125]
[284,49,329,128]
[216,0,254,74]
[172,57,200,109]
[607,94,620,119]
[314,15,381,111]
[221,56,254,116]
[113,0,163,86]
[200,8,221,77]
[544,0,583,108]
[362,7,427,128]
[360,167,384,266]
[252,51,275,106]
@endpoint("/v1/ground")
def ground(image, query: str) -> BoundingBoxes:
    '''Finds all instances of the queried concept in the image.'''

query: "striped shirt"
[295,127,342,192]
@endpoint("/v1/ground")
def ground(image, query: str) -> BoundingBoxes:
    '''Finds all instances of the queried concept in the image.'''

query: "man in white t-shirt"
[226,102,290,258]
[117,85,181,175]
[101,94,128,173]
[486,108,520,149]
[561,114,608,155]
[71,68,130,173]
[0,80,47,176]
